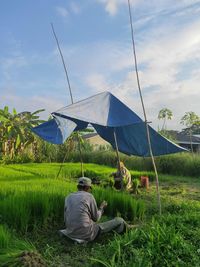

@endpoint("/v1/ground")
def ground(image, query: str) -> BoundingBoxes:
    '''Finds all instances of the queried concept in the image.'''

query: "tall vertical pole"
[51,23,84,177]
[127,0,161,214]
[51,23,73,104]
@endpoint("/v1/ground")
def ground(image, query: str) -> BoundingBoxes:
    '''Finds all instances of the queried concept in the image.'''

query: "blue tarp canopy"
[32,91,186,157]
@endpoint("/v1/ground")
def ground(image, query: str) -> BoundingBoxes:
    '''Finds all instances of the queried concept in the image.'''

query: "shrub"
[0,224,46,267]
[1,153,33,164]
[93,188,146,222]
[91,218,199,267]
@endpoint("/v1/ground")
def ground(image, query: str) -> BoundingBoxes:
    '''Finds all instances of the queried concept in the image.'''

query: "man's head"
[77,177,92,191]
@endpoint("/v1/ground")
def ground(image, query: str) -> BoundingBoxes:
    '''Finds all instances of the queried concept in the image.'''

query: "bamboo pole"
[127,0,161,214]
[51,23,73,104]
[51,23,84,178]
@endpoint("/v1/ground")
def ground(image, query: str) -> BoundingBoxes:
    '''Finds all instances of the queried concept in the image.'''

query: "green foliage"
[180,111,199,128]
[0,106,45,158]
[1,150,200,179]
[180,112,200,153]
[62,150,154,172]
[0,179,75,233]
[158,129,177,142]
[1,162,200,266]
[158,108,173,131]
[0,224,38,267]
[63,151,200,178]
[156,153,200,177]
[79,128,94,133]
[1,153,34,164]
[0,224,11,249]
[0,163,145,233]
[94,188,145,221]
[91,215,200,267]
[181,123,200,135]
[132,178,140,194]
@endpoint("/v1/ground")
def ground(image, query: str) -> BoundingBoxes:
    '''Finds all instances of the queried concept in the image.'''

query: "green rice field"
[0,163,200,266]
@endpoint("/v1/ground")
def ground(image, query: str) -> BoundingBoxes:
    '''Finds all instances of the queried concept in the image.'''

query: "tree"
[158,108,173,131]
[181,123,200,135]
[180,111,200,153]
[0,106,45,158]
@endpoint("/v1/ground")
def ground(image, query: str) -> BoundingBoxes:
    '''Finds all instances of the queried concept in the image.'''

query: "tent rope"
[127,0,161,214]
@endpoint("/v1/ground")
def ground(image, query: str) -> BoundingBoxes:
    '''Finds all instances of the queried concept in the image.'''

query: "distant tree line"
[158,108,200,134]
[158,108,200,152]
[0,105,199,163]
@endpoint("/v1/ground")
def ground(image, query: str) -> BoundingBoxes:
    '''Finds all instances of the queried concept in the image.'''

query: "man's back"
[64,191,100,241]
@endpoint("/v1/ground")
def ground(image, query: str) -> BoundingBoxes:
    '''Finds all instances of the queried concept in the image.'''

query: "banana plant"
[0,106,45,157]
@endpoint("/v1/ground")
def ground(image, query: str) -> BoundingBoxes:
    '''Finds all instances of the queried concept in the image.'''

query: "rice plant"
[0,180,76,233]
[0,163,145,233]
[93,187,145,222]
[0,224,45,267]
[1,162,200,267]
[90,216,199,267]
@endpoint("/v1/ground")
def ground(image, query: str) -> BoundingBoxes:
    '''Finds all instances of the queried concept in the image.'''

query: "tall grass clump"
[0,224,43,267]
[0,224,11,249]
[93,187,145,221]
[0,163,147,233]
[64,151,153,171]
[64,151,200,178]
[156,153,200,177]
[0,182,145,232]
[91,218,199,267]
[0,163,153,184]
[0,180,76,233]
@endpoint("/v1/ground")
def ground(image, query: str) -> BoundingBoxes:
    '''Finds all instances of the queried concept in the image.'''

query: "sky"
[0,0,200,131]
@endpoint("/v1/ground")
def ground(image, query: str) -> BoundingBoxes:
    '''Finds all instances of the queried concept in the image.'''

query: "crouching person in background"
[59,177,132,243]
[111,161,132,191]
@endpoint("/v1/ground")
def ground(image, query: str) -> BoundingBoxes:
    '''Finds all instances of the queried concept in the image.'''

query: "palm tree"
[180,111,200,153]
[158,108,173,131]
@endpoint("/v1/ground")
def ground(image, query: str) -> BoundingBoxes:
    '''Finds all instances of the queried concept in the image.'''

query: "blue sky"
[1,0,200,130]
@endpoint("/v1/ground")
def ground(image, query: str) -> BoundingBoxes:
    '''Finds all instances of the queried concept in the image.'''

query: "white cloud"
[56,6,69,18]
[66,7,200,130]
[56,3,81,18]
[0,56,27,80]
[96,0,200,19]
[0,90,64,120]
[96,0,127,16]
[85,73,110,92]
[70,2,81,14]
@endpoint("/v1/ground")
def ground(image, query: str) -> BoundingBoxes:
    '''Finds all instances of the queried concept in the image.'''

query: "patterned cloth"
[113,166,132,191]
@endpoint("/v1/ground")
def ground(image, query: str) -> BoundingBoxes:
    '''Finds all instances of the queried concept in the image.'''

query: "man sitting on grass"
[59,177,135,242]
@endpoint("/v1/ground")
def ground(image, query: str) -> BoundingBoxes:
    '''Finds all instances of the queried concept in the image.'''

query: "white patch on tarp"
[54,115,77,142]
